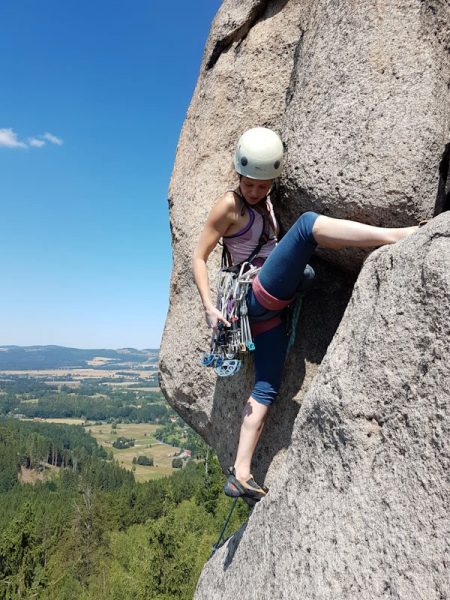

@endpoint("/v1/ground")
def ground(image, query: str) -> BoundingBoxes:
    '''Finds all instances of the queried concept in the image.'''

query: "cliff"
[160,1,450,597]
[195,213,450,599]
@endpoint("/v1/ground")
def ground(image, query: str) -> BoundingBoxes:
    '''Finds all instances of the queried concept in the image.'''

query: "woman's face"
[239,176,273,204]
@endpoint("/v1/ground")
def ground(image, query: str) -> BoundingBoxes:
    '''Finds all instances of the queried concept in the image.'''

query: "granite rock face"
[160,0,449,483]
[160,0,319,483]
[195,213,450,600]
[283,0,450,222]
[161,0,450,596]
[280,0,450,269]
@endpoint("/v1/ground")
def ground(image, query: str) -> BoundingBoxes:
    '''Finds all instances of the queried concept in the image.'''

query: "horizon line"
[0,344,160,351]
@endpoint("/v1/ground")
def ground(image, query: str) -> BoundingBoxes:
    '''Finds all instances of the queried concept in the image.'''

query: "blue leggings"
[246,211,319,405]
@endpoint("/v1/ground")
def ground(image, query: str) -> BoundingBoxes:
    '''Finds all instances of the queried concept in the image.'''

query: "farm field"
[44,417,85,425]
[0,368,156,381]
[89,422,181,481]
[40,418,180,482]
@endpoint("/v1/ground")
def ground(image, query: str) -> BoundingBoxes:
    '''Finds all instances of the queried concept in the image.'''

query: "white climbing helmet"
[234,127,284,180]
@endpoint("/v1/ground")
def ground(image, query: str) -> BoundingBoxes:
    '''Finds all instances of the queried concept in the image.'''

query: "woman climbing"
[192,127,418,505]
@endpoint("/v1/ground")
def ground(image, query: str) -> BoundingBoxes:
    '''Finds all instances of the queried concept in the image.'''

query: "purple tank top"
[223,200,278,267]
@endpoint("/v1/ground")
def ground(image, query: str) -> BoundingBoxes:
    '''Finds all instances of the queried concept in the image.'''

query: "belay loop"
[201,261,260,377]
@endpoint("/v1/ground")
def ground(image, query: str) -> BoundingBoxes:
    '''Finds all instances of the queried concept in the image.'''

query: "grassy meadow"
[41,418,180,482]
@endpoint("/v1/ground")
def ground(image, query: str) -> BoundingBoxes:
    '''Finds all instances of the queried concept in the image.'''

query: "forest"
[0,377,169,423]
[0,385,247,599]
[0,418,248,599]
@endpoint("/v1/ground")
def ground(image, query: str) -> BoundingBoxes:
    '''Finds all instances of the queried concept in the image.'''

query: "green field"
[42,419,181,482]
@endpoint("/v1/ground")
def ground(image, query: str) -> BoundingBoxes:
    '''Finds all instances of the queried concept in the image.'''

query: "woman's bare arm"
[192,193,237,327]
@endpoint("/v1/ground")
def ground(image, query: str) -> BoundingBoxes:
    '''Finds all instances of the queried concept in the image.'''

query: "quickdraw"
[201,261,260,377]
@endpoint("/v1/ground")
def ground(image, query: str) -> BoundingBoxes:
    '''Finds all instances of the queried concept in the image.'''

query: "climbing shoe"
[224,467,268,506]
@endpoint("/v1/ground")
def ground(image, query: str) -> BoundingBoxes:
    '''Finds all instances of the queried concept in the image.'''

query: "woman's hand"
[205,305,230,329]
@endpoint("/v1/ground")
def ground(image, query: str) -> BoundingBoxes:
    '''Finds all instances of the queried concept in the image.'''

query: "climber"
[192,126,418,504]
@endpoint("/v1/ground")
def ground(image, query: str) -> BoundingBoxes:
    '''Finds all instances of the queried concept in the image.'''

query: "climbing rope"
[210,497,239,557]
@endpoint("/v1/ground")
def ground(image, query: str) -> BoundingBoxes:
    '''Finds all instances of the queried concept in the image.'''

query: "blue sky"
[0,0,221,349]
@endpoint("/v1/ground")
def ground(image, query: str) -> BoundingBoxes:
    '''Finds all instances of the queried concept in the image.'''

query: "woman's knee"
[295,211,320,244]
[251,384,277,406]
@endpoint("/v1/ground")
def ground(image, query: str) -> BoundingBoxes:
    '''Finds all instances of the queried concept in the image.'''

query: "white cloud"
[28,137,46,147]
[43,132,63,146]
[0,128,63,149]
[0,128,27,148]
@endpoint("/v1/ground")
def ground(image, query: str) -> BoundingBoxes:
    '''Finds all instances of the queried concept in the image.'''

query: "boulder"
[195,213,450,600]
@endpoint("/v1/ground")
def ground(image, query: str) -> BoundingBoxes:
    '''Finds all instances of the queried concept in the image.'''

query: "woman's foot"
[224,467,268,503]
[394,225,419,241]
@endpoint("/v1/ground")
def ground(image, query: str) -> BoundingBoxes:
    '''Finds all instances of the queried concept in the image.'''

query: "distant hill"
[0,345,159,370]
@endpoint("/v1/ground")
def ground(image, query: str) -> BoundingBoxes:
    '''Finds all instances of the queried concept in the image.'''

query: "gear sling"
[201,212,270,377]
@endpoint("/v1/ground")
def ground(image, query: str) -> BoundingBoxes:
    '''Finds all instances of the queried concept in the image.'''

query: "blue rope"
[210,497,239,557]
[287,294,303,353]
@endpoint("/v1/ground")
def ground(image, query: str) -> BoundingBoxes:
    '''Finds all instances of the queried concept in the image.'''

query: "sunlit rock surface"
[160,1,449,596]
[195,214,450,600]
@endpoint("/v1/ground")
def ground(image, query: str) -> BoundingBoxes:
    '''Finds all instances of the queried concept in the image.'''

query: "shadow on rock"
[209,258,356,484]
[223,521,248,571]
